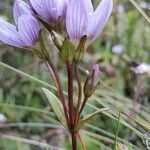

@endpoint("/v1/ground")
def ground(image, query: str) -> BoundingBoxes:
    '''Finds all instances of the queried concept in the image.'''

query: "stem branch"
[45,56,69,125]
[78,96,88,116]
[75,64,82,124]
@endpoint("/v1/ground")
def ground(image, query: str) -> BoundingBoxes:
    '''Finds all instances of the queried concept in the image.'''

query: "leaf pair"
[42,88,109,131]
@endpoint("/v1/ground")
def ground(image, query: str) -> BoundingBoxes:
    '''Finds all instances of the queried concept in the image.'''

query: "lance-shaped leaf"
[123,112,150,131]
[42,88,67,128]
[76,108,110,130]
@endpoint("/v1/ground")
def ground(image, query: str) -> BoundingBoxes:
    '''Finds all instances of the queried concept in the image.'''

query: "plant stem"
[78,96,88,116]
[45,56,69,125]
[75,64,82,124]
[78,132,86,150]
[44,61,58,88]
[66,62,74,128]
[71,131,77,150]
[113,110,121,150]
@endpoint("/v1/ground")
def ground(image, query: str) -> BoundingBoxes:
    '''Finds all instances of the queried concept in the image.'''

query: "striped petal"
[87,0,113,42]
[18,15,40,46]
[30,0,65,22]
[61,0,70,18]
[66,0,93,42]
[0,19,24,47]
[13,0,33,24]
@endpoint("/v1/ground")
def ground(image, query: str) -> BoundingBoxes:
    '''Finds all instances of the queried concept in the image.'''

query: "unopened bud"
[84,64,101,98]
[51,31,64,50]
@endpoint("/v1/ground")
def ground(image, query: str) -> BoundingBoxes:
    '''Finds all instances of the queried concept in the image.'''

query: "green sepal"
[74,36,87,63]
[42,88,68,129]
[60,39,76,62]
[51,31,64,50]
[83,83,95,98]
[38,30,49,58]
[35,15,53,33]
[76,108,110,131]
[27,30,49,59]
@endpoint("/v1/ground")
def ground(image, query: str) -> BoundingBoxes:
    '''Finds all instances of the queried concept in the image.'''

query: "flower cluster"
[0,0,113,51]
[0,1,113,148]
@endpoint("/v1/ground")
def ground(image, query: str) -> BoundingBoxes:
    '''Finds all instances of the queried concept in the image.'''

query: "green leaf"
[60,39,75,62]
[123,112,150,131]
[76,108,110,130]
[42,88,67,128]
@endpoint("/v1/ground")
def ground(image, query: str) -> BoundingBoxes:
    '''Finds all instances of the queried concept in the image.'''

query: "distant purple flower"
[112,44,124,55]
[131,63,150,75]
[0,113,7,123]
[30,0,69,23]
[0,0,40,48]
[66,0,113,45]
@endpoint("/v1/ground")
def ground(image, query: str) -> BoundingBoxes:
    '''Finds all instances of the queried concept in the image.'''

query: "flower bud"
[84,64,101,98]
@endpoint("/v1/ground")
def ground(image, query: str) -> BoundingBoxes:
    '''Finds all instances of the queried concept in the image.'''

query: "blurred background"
[0,0,150,149]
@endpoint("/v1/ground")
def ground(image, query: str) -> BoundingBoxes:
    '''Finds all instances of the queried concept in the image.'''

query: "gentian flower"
[66,0,113,45]
[0,0,40,48]
[30,0,69,23]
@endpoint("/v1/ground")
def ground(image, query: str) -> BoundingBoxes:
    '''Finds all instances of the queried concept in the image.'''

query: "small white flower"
[0,113,7,123]
[112,44,124,55]
[131,63,150,75]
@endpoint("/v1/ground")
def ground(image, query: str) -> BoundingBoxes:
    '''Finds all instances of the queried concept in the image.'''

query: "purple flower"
[13,0,33,24]
[66,0,113,44]
[0,0,40,48]
[30,0,69,23]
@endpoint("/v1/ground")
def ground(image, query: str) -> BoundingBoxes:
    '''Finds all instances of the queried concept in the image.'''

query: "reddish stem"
[66,62,74,128]
[78,96,88,116]
[46,57,69,125]
[75,64,82,124]
[71,131,77,150]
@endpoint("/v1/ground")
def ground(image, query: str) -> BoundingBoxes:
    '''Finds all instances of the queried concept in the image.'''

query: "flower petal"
[13,0,33,24]
[87,0,113,41]
[61,0,70,18]
[30,0,65,22]
[66,0,93,41]
[0,19,24,47]
[18,15,40,46]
